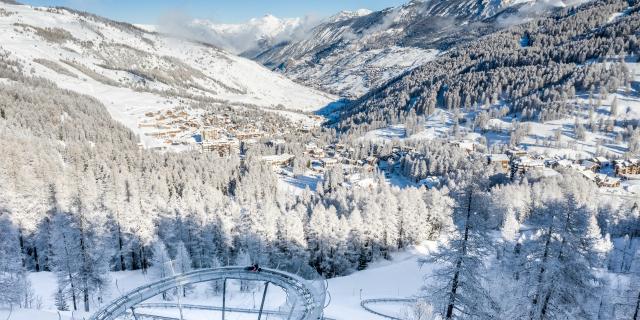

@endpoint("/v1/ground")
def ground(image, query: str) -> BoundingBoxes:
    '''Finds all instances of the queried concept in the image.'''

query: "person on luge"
[244,263,262,272]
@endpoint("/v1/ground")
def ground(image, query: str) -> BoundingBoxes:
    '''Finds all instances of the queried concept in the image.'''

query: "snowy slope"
[0,245,434,320]
[0,2,335,146]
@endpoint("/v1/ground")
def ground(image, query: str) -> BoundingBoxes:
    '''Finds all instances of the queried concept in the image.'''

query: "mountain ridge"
[248,0,571,98]
[0,1,334,147]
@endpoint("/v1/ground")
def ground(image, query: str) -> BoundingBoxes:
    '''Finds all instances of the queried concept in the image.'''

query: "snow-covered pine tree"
[207,256,224,296]
[54,289,68,311]
[420,163,498,319]
[173,241,193,297]
[515,194,605,319]
[150,240,172,300]
[49,213,82,311]
[235,250,252,292]
[0,216,31,308]
[500,207,520,261]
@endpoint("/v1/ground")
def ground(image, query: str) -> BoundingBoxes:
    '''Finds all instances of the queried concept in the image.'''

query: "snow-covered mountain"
[181,14,311,55]
[249,0,574,98]
[0,2,334,145]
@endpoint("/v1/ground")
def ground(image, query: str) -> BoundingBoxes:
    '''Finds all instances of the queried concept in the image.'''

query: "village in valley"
[134,105,640,198]
[136,106,322,153]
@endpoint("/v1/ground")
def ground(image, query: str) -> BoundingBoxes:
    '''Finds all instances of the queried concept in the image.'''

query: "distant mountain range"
[247,0,582,98]
[128,0,580,99]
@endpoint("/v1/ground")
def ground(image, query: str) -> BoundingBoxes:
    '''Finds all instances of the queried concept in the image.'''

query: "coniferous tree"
[421,165,498,319]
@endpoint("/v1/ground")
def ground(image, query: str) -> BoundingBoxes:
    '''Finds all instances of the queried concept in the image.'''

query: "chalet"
[595,174,621,188]
[201,127,222,141]
[261,154,295,168]
[235,130,264,141]
[341,158,358,165]
[512,156,545,176]
[418,176,441,189]
[550,159,575,169]
[306,146,325,158]
[488,154,510,172]
[201,138,240,156]
[614,159,640,176]
[506,148,528,158]
[320,158,339,168]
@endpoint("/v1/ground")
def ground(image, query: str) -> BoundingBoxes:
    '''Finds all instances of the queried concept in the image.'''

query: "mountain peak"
[329,8,373,22]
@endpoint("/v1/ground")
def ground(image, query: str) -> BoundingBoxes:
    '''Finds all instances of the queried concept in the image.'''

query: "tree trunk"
[70,278,77,311]
[79,218,90,312]
[446,189,473,319]
[33,246,40,272]
[530,223,554,320]
[140,244,148,273]
[539,289,553,320]
[131,250,138,270]
[18,230,26,268]
[83,289,90,312]
[118,225,125,271]
[633,289,640,320]
[61,232,77,311]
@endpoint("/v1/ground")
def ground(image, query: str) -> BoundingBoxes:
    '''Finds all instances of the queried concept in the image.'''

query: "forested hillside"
[0,51,453,312]
[251,0,562,97]
[339,0,639,131]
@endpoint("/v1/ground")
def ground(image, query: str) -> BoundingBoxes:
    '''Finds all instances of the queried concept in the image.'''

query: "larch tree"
[150,240,172,300]
[0,216,31,308]
[516,195,605,320]
[421,164,498,319]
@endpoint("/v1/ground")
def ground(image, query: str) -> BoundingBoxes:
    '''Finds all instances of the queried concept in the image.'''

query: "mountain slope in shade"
[250,0,575,98]
[0,2,334,144]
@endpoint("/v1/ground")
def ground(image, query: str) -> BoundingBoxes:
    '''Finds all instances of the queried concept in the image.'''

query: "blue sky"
[20,0,406,24]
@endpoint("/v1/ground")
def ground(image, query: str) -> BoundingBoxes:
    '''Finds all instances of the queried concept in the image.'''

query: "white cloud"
[155,10,321,54]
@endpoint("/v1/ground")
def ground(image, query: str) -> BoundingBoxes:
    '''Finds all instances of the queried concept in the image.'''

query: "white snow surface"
[0,245,435,320]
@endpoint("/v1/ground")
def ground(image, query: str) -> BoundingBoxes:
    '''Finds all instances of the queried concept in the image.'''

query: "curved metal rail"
[136,302,289,316]
[360,298,417,320]
[89,267,326,320]
[135,303,339,320]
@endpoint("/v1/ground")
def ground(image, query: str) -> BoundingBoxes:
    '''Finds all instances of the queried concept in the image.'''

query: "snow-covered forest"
[1,48,639,318]
[1,0,640,319]
[340,0,639,131]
